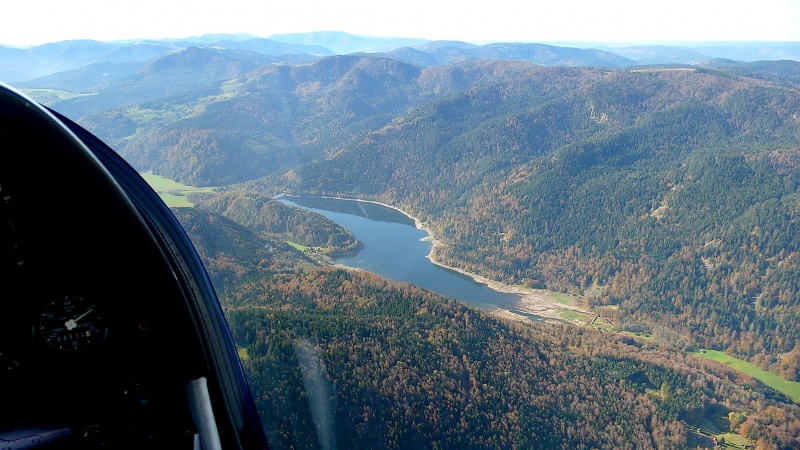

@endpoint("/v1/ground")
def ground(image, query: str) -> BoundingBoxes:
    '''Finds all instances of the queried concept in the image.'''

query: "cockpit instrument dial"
[37,295,107,351]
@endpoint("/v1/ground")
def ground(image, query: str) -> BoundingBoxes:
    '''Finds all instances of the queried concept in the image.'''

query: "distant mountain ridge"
[266,31,428,54]
[0,35,332,82]
[3,31,799,83]
[354,41,635,68]
[0,39,184,81]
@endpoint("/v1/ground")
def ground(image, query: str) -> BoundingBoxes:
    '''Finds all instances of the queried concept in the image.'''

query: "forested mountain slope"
[194,191,362,256]
[77,54,800,379]
[383,41,637,67]
[176,206,799,449]
[701,59,800,87]
[89,57,611,185]
[170,207,319,291]
[290,63,800,376]
[42,46,279,118]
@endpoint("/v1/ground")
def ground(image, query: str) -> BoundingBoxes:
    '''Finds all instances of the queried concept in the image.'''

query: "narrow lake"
[279,195,521,312]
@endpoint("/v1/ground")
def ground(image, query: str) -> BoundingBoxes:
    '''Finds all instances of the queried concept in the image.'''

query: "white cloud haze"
[2,0,799,47]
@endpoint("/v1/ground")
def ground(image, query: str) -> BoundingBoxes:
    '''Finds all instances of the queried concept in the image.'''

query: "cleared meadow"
[140,171,216,207]
[690,349,800,403]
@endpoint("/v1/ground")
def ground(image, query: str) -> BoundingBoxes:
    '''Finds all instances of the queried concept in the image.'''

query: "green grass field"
[21,88,96,105]
[690,349,800,403]
[286,241,310,251]
[620,330,654,340]
[548,292,577,306]
[589,317,615,330]
[140,171,216,207]
[559,309,593,323]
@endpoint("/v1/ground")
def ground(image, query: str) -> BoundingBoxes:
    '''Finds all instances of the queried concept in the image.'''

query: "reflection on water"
[279,195,520,311]
[281,195,415,226]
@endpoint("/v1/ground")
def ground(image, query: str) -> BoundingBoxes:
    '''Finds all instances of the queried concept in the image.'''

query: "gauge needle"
[64,307,95,330]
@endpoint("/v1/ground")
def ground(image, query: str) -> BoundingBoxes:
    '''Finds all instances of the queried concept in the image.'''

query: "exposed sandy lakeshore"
[423,250,593,323]
[299,195,595,325]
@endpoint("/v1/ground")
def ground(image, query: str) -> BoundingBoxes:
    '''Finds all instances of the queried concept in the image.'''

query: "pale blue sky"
[3,0,799,47]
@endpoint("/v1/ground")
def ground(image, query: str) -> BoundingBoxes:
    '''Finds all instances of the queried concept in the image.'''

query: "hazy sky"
[3,0,799,47]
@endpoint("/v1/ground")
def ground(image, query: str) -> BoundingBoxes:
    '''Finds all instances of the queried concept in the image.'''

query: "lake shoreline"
[282,193,594,324]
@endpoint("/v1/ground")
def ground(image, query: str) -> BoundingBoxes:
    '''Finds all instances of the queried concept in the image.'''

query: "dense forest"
[259,63,800,377]
[193,191,362,256]
[108,58,800,379]
[29,41,800,448]
[177,207,800,449]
